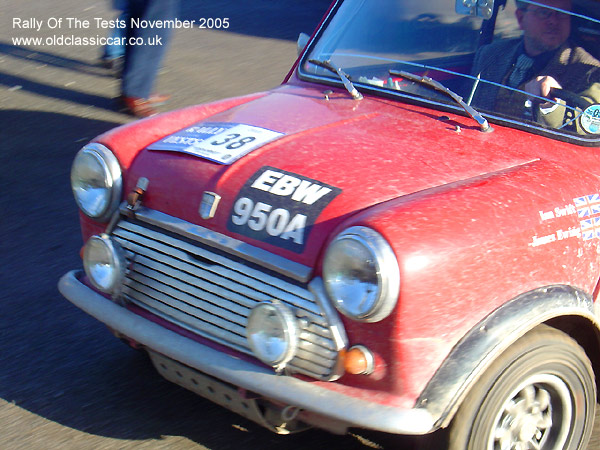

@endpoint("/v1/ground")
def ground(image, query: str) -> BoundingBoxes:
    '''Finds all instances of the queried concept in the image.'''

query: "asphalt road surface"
[1,1,600,449]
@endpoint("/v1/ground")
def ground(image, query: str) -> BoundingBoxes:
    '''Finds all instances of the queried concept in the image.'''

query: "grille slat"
[117,221,316,301]
[300,321,334,342]
[123,277,247,336]
[112,216,343,380]
[287,356,334,378]
[295,347,337,368]
[119,230,261,298]
[300,333,336,358]
[125,271,249,326]
[114,227,323,316]
[124,248,270,308]
[130,256,255,314]
[122,288,249,350]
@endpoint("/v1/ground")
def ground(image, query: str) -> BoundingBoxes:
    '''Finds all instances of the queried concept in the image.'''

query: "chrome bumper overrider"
[58,270,435,435]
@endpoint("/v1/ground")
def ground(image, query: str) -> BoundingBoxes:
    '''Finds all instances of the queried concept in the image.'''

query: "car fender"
[334,159,600,408]
[416,284,600,429]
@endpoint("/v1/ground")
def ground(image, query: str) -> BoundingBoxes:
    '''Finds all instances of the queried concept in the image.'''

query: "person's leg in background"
[120,0,179,117]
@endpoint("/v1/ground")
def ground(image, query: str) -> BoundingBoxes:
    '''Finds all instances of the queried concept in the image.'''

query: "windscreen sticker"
[529,194,600,247]
[580,105,600,135]
[227,167,342,253]
[147,122,284,164]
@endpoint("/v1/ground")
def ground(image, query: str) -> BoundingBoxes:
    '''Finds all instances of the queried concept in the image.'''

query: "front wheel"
[448,324,596,450]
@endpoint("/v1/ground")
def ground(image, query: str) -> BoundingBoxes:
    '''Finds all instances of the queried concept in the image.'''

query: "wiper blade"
[390,70,492,132]
[308,59,363,100]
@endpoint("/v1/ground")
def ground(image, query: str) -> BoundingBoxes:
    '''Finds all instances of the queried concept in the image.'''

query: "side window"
[468,0,600,139]
[493,2,520,40]
[572,1,600,60]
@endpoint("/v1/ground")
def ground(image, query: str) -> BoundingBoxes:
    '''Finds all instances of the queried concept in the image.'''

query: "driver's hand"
[524,76,562,99]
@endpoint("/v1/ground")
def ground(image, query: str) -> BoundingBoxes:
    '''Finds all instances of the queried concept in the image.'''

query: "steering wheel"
[548,87,593,111]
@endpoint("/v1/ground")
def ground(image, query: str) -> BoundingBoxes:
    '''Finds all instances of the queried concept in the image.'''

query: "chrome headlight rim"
[323,226,400,323]
[71,143,122,222]
[83,234,126,294]
[246,300,299,370]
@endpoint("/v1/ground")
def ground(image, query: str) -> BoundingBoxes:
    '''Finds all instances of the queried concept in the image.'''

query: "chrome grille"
[112,216,341,380]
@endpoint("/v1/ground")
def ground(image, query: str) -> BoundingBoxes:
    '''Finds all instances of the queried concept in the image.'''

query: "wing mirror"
[297,32,310,56]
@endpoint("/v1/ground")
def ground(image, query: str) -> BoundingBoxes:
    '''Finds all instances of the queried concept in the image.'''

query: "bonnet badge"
[200,191,221,219]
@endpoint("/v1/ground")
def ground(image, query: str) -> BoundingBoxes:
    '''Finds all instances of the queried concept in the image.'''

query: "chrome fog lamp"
[323,226,400,322]
[246,301,298,370]
[71,143,122,221]
[83,234,126,294]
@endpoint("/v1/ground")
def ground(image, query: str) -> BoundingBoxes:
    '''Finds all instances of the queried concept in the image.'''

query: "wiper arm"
[309,59,363,100]
[390,70,492,132]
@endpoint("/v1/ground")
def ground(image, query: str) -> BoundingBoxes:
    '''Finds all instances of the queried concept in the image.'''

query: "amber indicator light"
[343,345,374,375]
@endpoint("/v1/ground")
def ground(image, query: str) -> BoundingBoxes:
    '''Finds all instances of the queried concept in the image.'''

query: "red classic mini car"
[59,0,600,448]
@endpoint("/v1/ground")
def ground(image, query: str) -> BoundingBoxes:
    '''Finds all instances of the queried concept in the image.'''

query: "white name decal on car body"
[528,193,600,247]
[228,167,342,253]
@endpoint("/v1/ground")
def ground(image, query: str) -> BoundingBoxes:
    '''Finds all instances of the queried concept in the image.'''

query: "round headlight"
[71,143,122,221]
[323,226,399,322]
[83,234,126,294]
[246,301,298,370]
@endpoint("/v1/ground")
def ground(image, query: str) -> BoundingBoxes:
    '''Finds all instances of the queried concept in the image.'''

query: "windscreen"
[300,0,600,143]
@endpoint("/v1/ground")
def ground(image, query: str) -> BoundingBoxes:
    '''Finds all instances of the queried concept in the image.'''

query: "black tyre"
[448,325,596,450]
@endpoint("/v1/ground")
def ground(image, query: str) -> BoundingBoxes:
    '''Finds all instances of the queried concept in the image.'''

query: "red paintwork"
[95,81,570,262]
[81,77,600,408]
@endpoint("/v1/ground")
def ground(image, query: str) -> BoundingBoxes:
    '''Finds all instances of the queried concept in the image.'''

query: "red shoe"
[119,96,158,118]
[148,93,171,105]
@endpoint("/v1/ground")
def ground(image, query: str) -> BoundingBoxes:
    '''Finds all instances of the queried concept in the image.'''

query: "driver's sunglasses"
[524,6,571,21]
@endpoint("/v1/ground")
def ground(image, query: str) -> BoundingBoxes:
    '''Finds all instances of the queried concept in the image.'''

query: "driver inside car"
[470,0,600,133]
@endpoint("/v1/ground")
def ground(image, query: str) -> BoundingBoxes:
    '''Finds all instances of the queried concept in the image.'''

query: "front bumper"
[58,270,435,435]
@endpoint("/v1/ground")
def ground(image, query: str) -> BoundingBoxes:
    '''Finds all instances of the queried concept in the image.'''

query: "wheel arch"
[417,284,600,430]
[545,313,600,400]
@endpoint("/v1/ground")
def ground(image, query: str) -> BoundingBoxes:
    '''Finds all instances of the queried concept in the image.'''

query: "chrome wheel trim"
[487,374,572,450]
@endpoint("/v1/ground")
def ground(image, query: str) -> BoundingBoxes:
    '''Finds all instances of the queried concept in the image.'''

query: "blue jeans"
[121,0,179,98]
[102,10,128,60]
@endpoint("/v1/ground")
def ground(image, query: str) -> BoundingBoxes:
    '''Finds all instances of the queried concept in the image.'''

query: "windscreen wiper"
[308,59,363,100]
[390,70,492,132]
